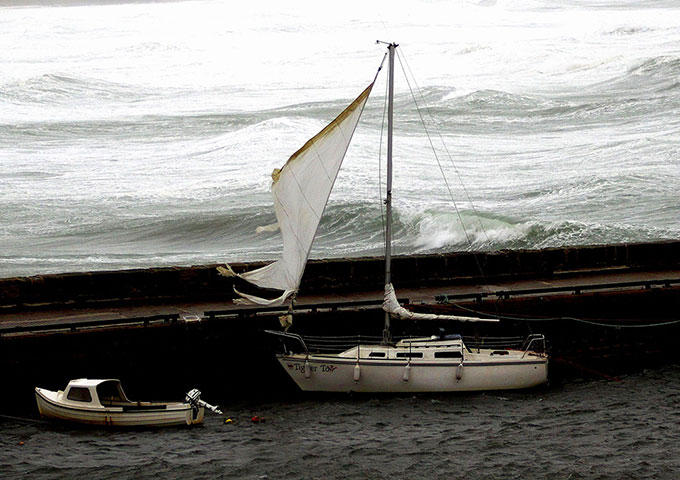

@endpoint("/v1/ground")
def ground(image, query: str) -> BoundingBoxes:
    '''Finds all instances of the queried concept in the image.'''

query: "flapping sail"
[383,284,499,322]
[230,82,375,306]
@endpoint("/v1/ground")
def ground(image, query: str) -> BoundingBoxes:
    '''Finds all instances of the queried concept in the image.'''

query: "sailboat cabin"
[338,336,466,361]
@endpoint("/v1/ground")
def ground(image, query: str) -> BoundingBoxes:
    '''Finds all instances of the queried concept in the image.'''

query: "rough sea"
[1,2,680,478]
[1,0,679,279]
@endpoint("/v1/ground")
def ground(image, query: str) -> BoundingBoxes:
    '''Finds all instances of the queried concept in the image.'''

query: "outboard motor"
[185,389,223,415]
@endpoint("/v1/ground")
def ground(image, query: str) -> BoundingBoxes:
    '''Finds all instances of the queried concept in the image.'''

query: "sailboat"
[222,42,548,392]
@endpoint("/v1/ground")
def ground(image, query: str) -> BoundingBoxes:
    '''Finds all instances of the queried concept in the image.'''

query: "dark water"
[3,366,680,479]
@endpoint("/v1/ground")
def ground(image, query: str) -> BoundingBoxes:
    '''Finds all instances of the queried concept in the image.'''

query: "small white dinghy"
[35,378,221,427]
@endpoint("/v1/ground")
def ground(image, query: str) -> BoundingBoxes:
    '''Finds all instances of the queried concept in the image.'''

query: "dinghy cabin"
[63,379,130,407]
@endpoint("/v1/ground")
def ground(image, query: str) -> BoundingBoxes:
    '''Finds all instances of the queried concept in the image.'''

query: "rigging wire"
[394,48,492,294]
[397,48,493,249]
[386,47,678,333]
[378,64,389,245]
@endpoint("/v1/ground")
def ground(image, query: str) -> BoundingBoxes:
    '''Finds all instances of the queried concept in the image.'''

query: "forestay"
[225,82,375,306]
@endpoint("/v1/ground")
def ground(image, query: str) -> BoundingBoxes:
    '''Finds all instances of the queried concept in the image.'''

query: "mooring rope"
[0,413,46,424]
[445,302,680,329]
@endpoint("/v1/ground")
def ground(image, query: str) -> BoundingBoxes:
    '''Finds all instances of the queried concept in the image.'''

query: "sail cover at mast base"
[383,284,499,322]
[228,82,375,306]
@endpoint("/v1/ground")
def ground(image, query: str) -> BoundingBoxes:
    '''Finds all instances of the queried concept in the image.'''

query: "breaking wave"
[388,208,679,254]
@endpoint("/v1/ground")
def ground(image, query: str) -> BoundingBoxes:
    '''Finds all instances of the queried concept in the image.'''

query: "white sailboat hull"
[277,353,548,393]
[35,387,204,427]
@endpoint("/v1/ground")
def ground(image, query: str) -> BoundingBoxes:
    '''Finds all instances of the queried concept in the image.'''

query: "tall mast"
[382,42,397,345]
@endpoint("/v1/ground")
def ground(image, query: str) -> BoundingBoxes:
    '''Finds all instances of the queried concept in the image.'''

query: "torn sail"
[231,82,374,306]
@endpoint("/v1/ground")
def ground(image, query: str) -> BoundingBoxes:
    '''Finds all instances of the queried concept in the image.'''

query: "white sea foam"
[1,0,679,277]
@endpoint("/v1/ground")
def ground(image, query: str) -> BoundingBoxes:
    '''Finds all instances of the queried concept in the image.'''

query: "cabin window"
[491,350,509,356]
[368,352,386,358]
[97,381,126,404]
[434,351,462,359]
[396,352,423,358]
[67,387,92,402]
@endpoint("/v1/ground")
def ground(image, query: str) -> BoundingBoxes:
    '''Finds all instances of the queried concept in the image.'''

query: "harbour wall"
[2,240,679,308]
[3,283,679,416]
[2,240,679,415]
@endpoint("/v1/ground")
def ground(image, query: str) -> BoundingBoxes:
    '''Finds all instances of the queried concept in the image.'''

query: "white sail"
[382,283,498,322]
[232,83,375,306]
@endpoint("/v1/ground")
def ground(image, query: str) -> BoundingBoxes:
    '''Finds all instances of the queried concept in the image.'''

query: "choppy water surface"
[2,367,680,479]
[1,0,679,278]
